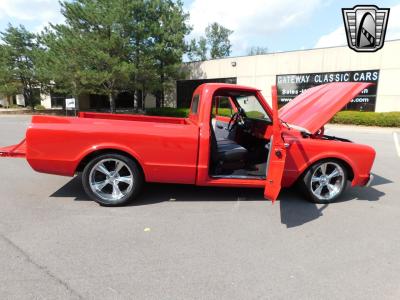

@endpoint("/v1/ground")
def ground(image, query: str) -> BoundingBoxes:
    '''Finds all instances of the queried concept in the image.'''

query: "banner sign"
[276,69,379,111]
[65,98,76,110]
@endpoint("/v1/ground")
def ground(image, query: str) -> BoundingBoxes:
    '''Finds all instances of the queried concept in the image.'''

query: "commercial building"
[178,39,400,112]
[0,90,156,111]
[0,92,52,109]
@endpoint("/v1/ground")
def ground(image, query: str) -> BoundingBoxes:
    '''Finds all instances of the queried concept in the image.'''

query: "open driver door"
[264,86,286,203]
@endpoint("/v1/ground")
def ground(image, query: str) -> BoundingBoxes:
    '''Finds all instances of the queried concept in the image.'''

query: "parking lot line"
[393,132,400,158]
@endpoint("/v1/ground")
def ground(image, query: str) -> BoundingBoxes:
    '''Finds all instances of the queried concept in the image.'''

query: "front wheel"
[301,160,348,204]
[82,153,143,206]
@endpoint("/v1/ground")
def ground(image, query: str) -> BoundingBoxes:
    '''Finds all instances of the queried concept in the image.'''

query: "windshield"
[236,95,270,121]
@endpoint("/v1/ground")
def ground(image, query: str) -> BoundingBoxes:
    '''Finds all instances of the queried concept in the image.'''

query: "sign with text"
[276,70,379,111]
[65,98,76,110]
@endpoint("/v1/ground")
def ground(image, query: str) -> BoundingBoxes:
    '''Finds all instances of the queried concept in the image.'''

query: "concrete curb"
[0,109,65,115]
[325,124,399,132]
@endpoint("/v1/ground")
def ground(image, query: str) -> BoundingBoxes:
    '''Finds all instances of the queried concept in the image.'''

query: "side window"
[213,96,233,117]
[190,94,200,114]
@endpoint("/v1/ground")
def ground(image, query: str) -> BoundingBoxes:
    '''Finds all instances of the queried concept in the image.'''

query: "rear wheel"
[82,153,143,206]
[301,160,348,204]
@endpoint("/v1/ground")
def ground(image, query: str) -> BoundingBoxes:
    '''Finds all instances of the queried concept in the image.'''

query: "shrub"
[211,108,232,117]
[34,104,46,110]
[146,107,189,117]
[331,111,400,127]
[145,108,400,127]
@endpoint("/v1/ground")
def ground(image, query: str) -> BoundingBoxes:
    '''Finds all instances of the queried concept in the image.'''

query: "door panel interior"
[264,86,286,202]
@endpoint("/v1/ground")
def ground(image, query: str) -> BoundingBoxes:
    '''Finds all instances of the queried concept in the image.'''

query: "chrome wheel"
[89,158,134,202]
[310,162,345,201]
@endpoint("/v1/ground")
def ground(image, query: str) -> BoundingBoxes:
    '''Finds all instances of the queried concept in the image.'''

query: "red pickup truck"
[0,82,375,206]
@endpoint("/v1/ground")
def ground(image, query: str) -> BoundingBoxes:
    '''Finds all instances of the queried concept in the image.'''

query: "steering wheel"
[227,108,246,131]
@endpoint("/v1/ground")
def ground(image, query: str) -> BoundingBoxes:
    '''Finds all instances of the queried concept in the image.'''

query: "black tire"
[300,159,348,204]
[82,153,143,206]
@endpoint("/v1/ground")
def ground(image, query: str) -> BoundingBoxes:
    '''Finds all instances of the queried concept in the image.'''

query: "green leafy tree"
[40,0,190,111]
[0,25,42,110]
[205,22,233,59]
[0,44,21,105]
[247,46,268,56]
[41,0,136,112]
[38,29,89,109]
[148,0,191,107]
[188,36,207,61]
[187,22,233,61]
[121,0,152,111]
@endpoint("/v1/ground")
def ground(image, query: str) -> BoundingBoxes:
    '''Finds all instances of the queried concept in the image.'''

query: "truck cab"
[187,83,286,202]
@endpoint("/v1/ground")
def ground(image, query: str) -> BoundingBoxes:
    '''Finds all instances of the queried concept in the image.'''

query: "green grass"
[145,108,400,127]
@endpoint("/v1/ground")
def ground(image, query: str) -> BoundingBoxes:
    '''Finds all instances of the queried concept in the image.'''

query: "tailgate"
[0,139,26,158]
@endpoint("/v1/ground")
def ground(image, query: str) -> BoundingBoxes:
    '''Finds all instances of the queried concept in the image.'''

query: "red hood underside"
[279,82,372,134]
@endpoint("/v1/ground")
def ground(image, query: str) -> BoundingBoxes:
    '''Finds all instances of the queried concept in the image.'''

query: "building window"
[50,92,67,108]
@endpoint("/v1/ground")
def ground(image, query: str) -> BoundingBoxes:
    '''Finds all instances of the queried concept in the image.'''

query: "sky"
[0,0,399,56]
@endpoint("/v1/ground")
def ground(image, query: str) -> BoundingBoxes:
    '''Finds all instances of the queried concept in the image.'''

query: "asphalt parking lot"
[0,115,399,299]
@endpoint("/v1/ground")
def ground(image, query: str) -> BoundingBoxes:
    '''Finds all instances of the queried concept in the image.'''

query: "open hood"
[279,82,372,134]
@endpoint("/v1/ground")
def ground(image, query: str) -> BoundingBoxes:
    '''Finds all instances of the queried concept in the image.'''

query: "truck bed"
[79,112,188,125]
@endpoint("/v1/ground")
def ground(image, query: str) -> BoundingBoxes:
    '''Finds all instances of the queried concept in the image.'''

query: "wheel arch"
[75,148,146,181]
[300,156,355,182]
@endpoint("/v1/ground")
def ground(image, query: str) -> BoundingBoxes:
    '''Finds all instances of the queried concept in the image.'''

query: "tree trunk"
[141,89,146,111]
[109,92,115,113]
[133,90,139,112]
[23,88,34,111]
[136,89,142,111]
[160,68,165,108]
[72,81,80,112]
[141,82,147,111]
[155,91,161,108]
[134,38,140,112]
[131,90,135,111]
[6,95,11,107]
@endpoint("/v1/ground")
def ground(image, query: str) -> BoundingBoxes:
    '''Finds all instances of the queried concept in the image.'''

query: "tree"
[119,0,153,111]
[148,0,191,108]
[0,25,42,110]
[52,0,133,111]
[40,0,190,111]
[0,45,21,105]
[187,22,233,61]
[205,22,233,59]
[188,36,207,61]
[38,29,87,108]
[247,46,268,56]
[40,0,136,112]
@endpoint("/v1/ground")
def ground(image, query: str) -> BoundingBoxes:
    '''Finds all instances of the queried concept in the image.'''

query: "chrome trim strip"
[211,175,266,180]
